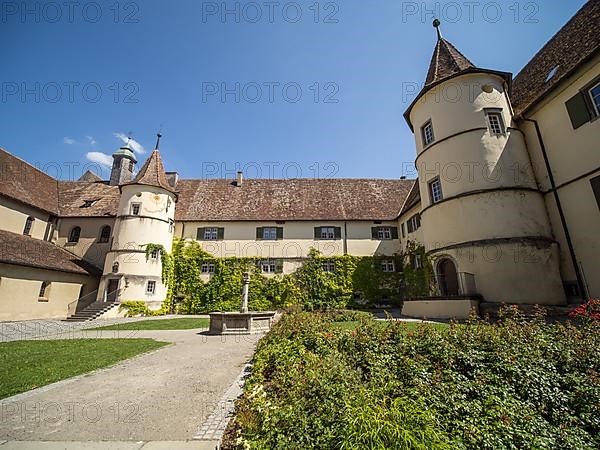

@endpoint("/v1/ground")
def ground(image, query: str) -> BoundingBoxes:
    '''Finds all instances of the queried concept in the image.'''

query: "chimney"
[236,171,243,187]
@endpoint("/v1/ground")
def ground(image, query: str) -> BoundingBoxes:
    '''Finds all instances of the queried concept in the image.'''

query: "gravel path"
[0,327,260,442]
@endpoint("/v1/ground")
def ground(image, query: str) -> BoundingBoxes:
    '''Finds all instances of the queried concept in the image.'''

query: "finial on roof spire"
[155,132,162,150]
[433,19,442,40]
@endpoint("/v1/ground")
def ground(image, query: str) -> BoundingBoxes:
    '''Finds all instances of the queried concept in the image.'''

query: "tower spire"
[155,132,162,150]
[433,18,442,40]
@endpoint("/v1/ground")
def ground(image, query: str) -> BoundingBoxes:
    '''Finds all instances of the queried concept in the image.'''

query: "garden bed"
[226,310,599,449]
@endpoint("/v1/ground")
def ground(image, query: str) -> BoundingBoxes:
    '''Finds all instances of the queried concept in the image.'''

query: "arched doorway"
[437,258,460,296]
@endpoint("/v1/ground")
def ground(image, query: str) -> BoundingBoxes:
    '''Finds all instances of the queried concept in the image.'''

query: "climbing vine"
[401,240,435,298]
[143,243,173,285]
[153,239,434,314]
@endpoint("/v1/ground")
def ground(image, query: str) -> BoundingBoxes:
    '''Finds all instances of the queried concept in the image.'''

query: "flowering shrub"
[569,299,600,321]
[229,311,600,449]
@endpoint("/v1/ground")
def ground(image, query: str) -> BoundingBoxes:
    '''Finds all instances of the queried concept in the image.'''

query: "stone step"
[65,302,120,322]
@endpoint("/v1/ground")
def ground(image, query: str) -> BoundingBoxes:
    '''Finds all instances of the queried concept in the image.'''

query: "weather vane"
[433,19,442,39]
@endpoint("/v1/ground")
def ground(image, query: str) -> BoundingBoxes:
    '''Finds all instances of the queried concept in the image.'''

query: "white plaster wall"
[175,220,401,258]
[56,217,114,268]
[0,196,53,240]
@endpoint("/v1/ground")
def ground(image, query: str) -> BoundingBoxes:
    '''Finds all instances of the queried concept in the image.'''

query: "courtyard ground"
[0,318,261,448]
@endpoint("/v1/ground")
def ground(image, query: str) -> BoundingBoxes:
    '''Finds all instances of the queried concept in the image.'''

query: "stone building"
[0,1,598,320]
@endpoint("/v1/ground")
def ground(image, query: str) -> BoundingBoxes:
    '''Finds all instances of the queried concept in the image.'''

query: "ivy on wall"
[137,238,435,314]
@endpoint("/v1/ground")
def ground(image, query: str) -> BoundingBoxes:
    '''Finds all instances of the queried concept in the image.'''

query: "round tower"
[404,22,565,305]
[99,137,176,310]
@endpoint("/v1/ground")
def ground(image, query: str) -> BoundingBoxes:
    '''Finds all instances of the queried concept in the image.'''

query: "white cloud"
[114,132,145,155]
[86,152,113,168]
[63,137,76,145]
[86,136,97,145]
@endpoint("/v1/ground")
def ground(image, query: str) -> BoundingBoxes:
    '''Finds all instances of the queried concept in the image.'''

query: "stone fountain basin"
[208,311,277,335]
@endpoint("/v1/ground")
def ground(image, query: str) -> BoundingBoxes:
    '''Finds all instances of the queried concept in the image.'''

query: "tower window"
[68,226,81,243]
[428,178,443,204]
[146,281,156,295]
[98,225,111,243]
[131,203,141,215]
[129,160,135,171]
[485,109,506,135]
[421,120,435,147]
[149,249,159,260]
[589,82,600,116]
[38,281,49,299]
[112,262,119,273]
[23,216,34,235]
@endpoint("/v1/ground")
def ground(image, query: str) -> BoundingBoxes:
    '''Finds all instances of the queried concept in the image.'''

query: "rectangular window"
[260,261,277,274]
[146,281,156,295]
[485,109,506,135]
[428,177,443,204]
[411,254,422,270]
[131,203,141,216]
[407,214,421,234]
[591,176,600,210]
[149,249,159,260]
[421,120,435,147]
[201,262,216,274]
[263,227,277,240]
[321,227,335,240]
[204,227,219,241]
[322,261,336,273]
[589,82,600,116]
[381,260,395,273]
[377,227,392,240]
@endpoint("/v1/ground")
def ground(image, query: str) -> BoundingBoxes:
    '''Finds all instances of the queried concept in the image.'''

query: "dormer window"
[485,109,506,135]
[421,120,435,147]
[81,199,98,208]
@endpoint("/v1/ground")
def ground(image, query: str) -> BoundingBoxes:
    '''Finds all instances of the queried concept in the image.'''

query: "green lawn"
[0,339,168,399]
[332,320,449,332]
[92,317,209,331]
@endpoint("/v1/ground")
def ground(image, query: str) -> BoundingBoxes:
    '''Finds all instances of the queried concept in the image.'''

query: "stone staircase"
[65,301,120,322]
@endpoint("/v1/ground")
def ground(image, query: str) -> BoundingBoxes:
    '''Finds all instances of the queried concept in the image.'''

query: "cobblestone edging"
[193,362,253,444]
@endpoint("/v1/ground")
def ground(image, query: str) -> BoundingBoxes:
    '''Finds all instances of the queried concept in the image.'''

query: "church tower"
[404,21,566,305]
[99,135,177,310]
[109,141,137,186]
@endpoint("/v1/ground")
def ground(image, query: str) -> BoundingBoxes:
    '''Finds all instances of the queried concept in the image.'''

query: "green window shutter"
[314,227,321,239]
[334,227,342,239]
[276,260,284,273]
[371,227,379,240]
[391,227,399,239]
[217,228,225,240]
[276,227,284,240]
[566,92,592,129]
[256,227,263,240]
[196,228,205,240]
[591,176,600,210]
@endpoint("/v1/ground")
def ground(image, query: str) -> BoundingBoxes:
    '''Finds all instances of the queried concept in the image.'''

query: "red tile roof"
[0,229,101,275]
[512,0,600,116]
[425,38,475,86]
[58,181,121,217]
[175,178,414,221]
[0,148,59,215]
[123,150,176,193]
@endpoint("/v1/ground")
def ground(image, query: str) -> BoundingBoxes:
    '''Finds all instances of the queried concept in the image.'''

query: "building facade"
[0,1,598,320]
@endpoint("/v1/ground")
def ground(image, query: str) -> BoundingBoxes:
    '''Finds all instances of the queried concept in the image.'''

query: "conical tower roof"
[403,21,512,131]
[425,37,475,86]
[124,149,176,193]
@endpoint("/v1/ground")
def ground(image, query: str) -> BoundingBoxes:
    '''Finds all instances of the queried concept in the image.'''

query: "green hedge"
[231,310,600,449]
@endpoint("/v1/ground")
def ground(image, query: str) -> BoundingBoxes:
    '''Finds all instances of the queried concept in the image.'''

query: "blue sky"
[0,0,587,181]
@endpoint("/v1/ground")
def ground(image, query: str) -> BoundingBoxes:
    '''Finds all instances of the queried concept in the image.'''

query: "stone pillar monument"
[241,272,250,313]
